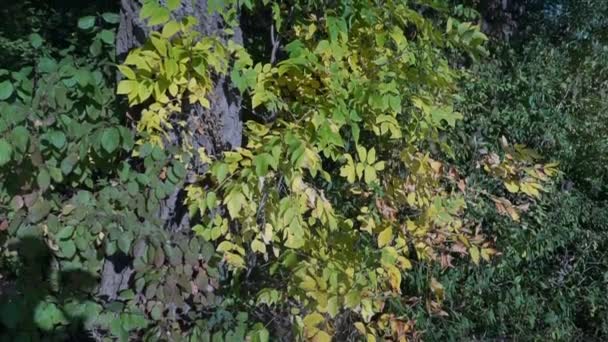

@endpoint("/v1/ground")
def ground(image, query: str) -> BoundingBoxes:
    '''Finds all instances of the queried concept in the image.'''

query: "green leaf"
[48,131,66,149]
[0,80,14,100]
[148,7,170,26]
[0,139,12,165]
[151,146,165,160]
[29,33,43,48]
[58,240,77,259]
[172,162,186,178]
[11,126,29,152]
[34,302,67,331]
[118,234,133,254]
[327,296,339,317]
[430,105,462,128]
[162,20,181,38]
[49,167,63,182]
[167,0,181,10]
[99,29,115,44]
[29,199,51,223]
[214,163,229,183]
[38,57,58,73]
[101,127,120,153]
[61,154,79,175]
[250,326,270,342]
[345,290,361,308]
[75,69,92,87]
[102,12,120,24]
[254,153,276,176]
[90,40,102,56]
[56,226,75,240]
[251,240,266,254]
[37,169,51,190]
[78,16,96,30]
[110,317,128,341]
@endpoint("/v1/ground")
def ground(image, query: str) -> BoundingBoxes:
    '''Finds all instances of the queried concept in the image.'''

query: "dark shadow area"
[0,237,98,341]
[0,0,117,68]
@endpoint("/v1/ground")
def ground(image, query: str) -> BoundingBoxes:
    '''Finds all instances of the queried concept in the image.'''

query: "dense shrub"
[401,1,608,340]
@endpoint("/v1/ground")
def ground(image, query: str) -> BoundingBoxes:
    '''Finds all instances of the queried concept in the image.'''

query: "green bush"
[0,7,240,341]
[400,1,608,340]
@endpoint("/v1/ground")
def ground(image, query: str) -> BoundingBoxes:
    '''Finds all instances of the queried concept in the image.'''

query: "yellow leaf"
[199,96,210,109]
[430,277,444,301]
[364,165,377,184]
[520,182,541,198]
[493,197,520,221]
[406,193,416,206]
[300,275,317,292]
[504,180,519,193]
[137,82,153,103]
[356,145,367,162]
[117,65,136,80]
[303,312,325,329]
[354,322,366,334]
[150,35,167,57]
[378,227,392,248]
[340,155,356,183]
[398,256,412,270]
[481,248,495,262]
[387,265,401,293]
[117,80,137,95]
[169,83,179,97]
[469,246,480,265]
[367,147,376,164]
[312,331,332,342]
[252,92,264,108]
[197,147,212,164]
[224,252,246,269]
[224,188,246,218]
[263,223,273,243]
[430,160,442,173]
[356,163,365,180]
[251,240,266,254]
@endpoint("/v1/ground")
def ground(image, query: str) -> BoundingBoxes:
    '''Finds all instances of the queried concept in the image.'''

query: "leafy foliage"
[117,1,554,340]
[399,0,608,340]
[0,7,232,341]
[9,0,607,341]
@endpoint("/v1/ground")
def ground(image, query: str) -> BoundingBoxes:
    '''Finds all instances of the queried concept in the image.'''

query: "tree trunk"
[99,0,243,300]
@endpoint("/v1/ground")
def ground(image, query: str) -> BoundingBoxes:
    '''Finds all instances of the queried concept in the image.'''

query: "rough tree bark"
[99,0,243,300]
